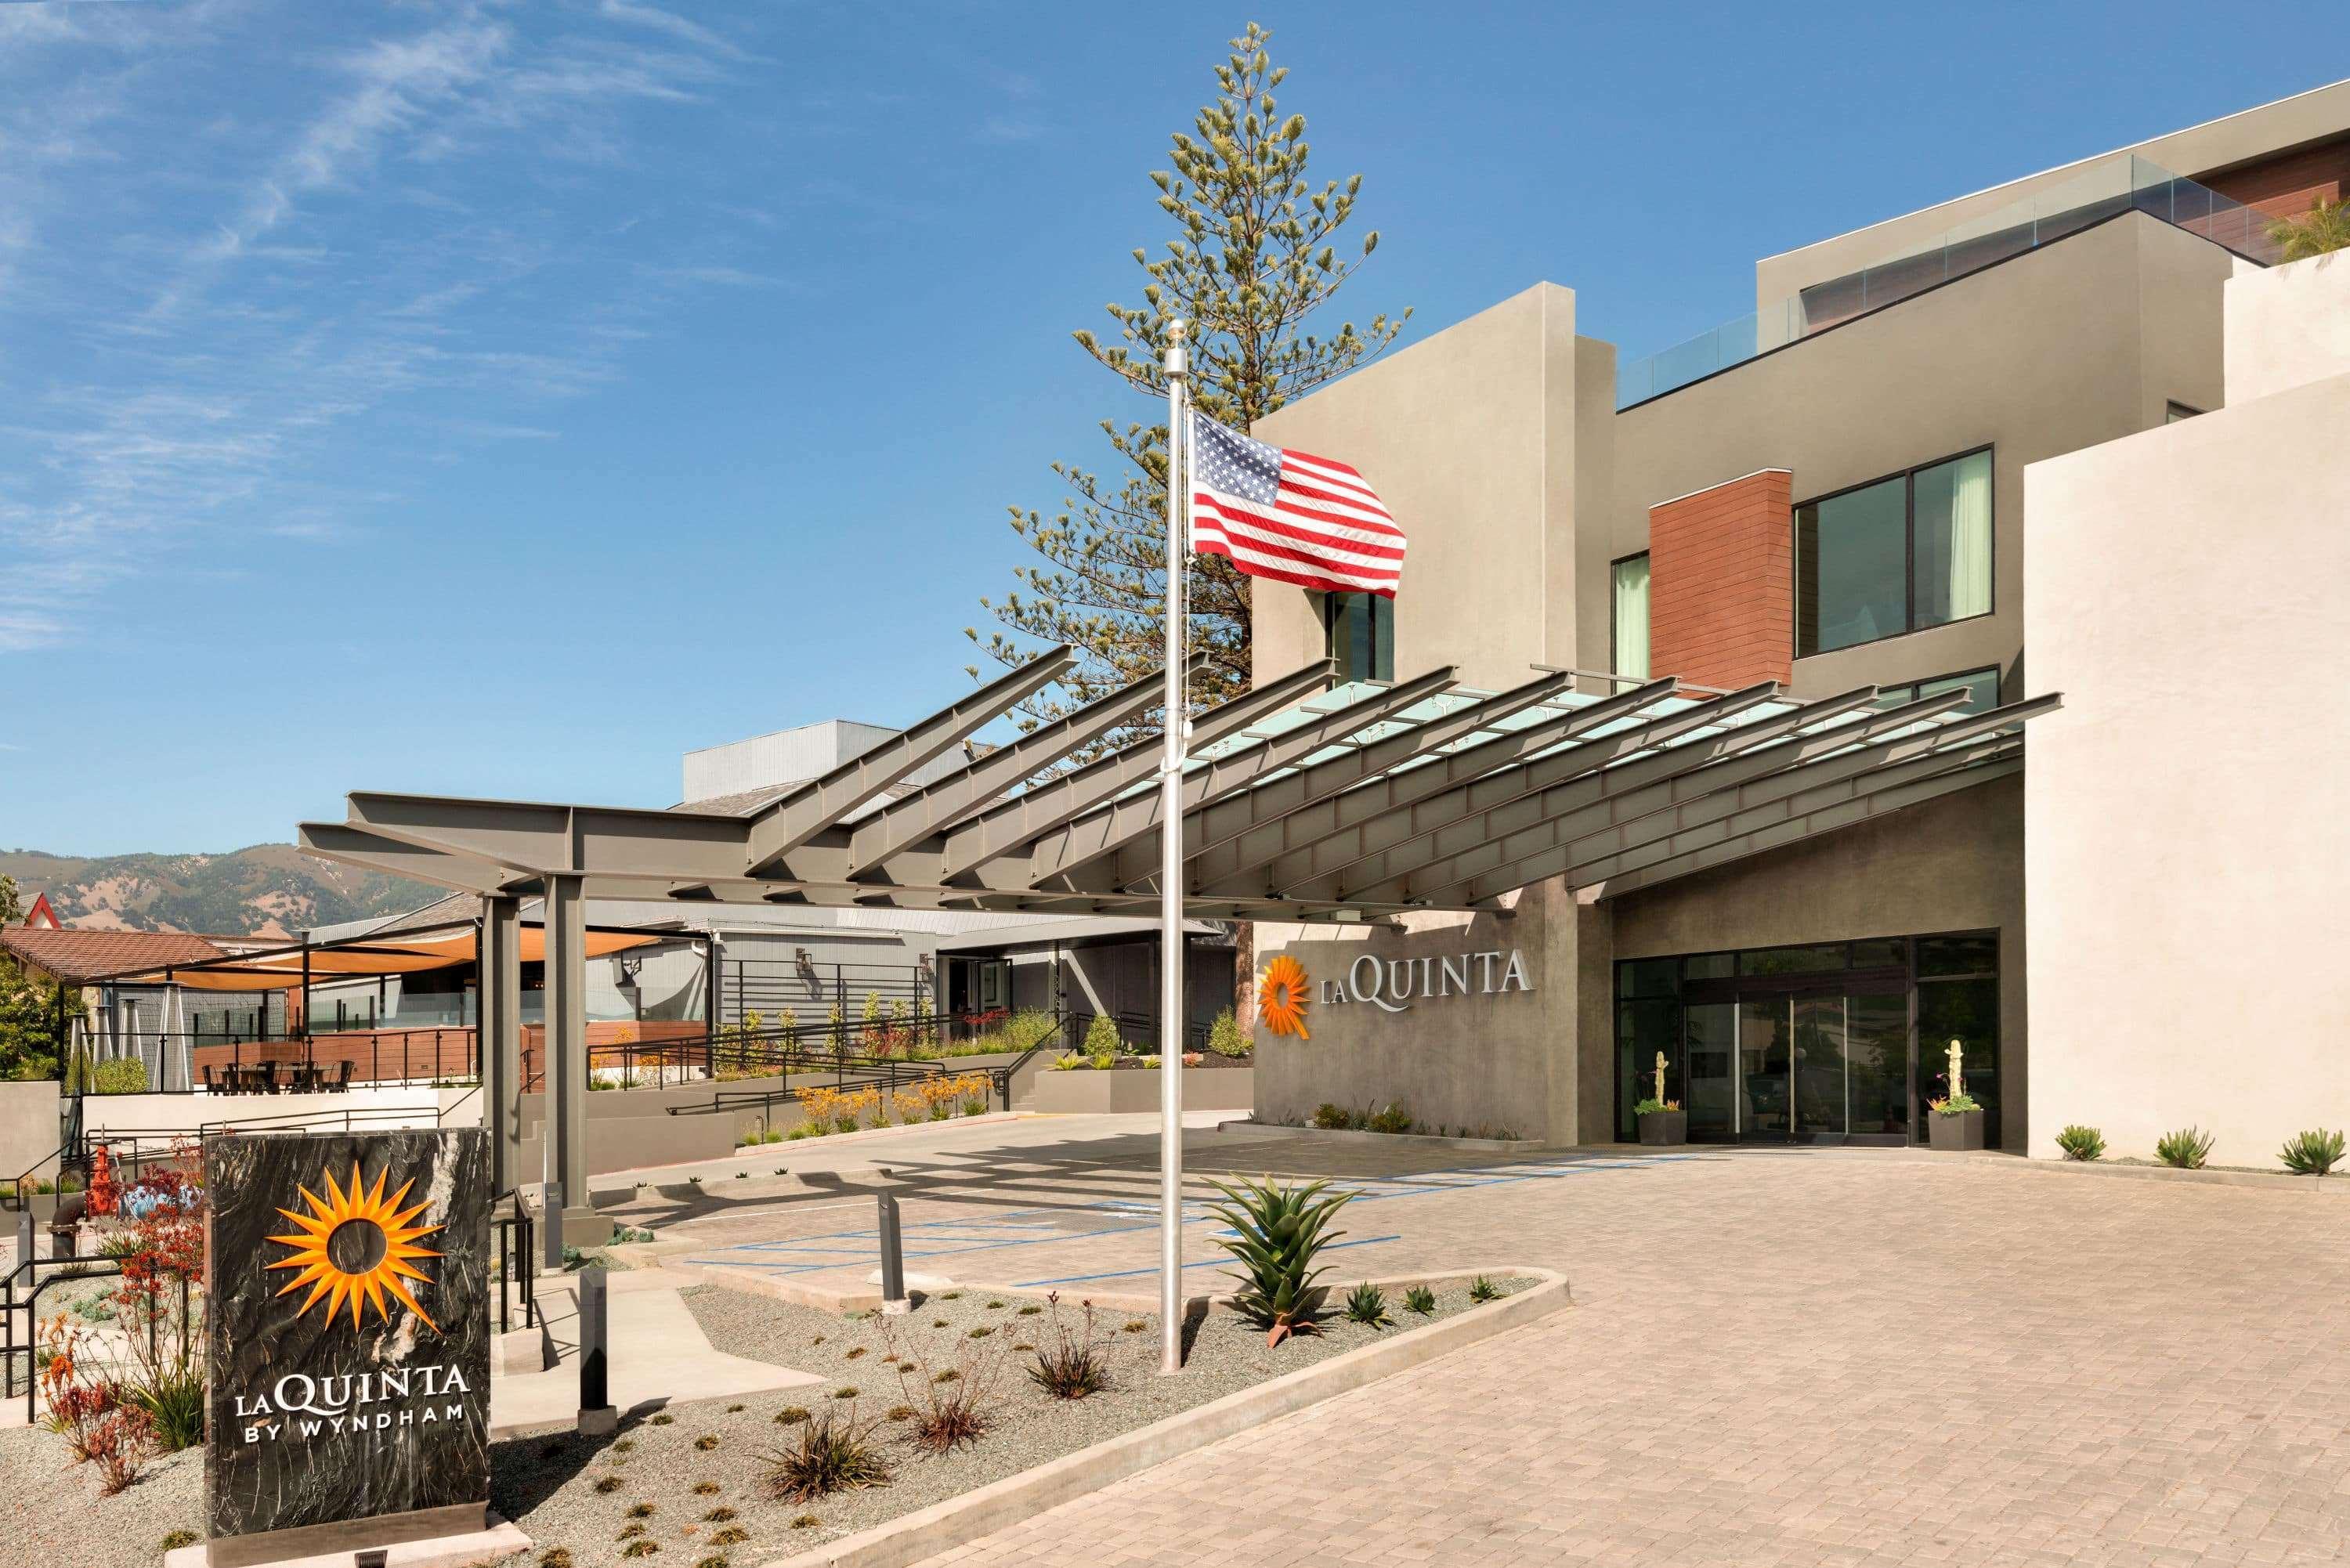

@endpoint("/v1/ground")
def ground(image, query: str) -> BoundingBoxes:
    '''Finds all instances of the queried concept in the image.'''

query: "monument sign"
[203,1128,490,1566]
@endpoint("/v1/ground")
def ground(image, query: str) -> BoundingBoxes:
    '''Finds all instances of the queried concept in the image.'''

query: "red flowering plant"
[39,1317,153,1494]
[102,1142,208,1452]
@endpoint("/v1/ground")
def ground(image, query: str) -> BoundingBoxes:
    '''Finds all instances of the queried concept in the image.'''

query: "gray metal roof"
[298,645,2056,922]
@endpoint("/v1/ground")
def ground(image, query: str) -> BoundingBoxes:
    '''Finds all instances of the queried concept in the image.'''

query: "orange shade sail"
[121,929,662,991]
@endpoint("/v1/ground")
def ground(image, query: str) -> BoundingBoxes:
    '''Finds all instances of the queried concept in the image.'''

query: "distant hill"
[0,845,443,938]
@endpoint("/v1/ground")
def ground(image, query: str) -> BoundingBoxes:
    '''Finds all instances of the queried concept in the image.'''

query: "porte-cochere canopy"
[298,646,2057,920]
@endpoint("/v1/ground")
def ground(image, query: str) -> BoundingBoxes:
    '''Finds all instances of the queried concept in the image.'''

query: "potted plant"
[1928,1037,1984,1151]
[1634,1051,1685,1146]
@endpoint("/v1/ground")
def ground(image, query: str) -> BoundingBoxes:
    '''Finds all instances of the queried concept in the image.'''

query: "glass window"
[1616,998,1681,1140]
[1612,554,1650,681]
[1796,475,1906,656]
[1617,958,1681,999]
[1849,938,1907,970]
[1797,450,1993,656]
[1739,944,1847,977]
[1846,993,1910,1138]
[1917,932,1998,977]
[1683,952,1735,981]
[1876,667,1998,715]
[1323,593,1394,682]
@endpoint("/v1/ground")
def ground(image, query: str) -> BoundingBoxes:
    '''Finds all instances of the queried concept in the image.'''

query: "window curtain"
[1946,453,1992,619]
[1613,556,1651,680]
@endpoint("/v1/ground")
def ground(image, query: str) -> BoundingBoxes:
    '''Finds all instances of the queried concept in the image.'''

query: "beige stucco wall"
[1754,79,2350,307]
[2025,356,2350,1166]
[0,1080,60,1184]
[1249,283,1582,692]
[2224,252,2350,402]
[1600,214,2232,700]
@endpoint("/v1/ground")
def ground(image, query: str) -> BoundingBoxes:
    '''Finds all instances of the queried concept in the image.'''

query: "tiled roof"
[0,927,228,984]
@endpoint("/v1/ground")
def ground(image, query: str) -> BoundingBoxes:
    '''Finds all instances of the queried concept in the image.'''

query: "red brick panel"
[1647,469,1794,691]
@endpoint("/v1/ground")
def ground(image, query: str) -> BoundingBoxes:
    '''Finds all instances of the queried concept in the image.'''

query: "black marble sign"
[204,1129,490,1563]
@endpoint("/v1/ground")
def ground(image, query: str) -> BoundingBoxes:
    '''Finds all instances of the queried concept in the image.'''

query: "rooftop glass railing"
[1616,156,2288,410]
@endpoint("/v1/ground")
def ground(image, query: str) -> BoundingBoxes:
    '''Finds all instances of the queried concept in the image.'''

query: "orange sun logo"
[267,1162,445,1331]
[1256,953,1312,1040]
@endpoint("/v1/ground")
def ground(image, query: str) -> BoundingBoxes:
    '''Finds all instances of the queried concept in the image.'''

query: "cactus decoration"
[1947,1038,1964,1101]
[1654,1050,1668,1104]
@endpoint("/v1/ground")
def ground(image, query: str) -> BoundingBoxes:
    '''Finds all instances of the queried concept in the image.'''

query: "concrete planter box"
[1636,1109,1687,1147]
[1031,1065,1255,1115]
[1930,1107,1986,1151]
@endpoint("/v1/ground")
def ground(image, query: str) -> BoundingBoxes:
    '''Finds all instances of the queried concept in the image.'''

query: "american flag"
[1189,412,1405,597]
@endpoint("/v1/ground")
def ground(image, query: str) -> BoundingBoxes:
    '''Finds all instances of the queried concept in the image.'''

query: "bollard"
[877,1192,908,1315]
[577,1263,616,1436]
[15,1210,30,1269]
[541,1180,565,1272]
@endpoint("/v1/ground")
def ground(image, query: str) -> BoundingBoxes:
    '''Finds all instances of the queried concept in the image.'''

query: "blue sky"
[2,0,2344,856]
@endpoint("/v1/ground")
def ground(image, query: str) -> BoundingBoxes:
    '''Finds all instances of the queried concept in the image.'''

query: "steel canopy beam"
[1198,681,1831,902]
[296,822,512,895]
[745,646,1075,872]
[1021,667,1462,891]
[1070,669,1633,897]
[843,652,1209,874]
[1220,681,1786,905]
[1584,756,2026,901]
[1352,688,2003,908]
[928,658,1339,880]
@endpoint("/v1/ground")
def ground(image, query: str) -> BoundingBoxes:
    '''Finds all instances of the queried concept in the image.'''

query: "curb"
[1213,1122,1544,1154]
[750,1266,1570,1568]
[2010,1158,2350,1194]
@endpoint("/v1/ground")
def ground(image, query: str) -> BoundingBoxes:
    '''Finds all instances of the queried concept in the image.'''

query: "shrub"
[1341,1282,1390,1328]
[1206,1175,1354,1346]
[127,1364,204,1451]
[693,1434,719,1451]
[1310,1103,1352,1130]
[773,1405,809,1425]
[883,1316,1007,1454]
[2155,1126,2214,1169]
[1081,1014,1122,1057]
[2280,1128,2346,1176]
[1929,1092,1981,1117]
[626,1502,656,1519]
[1366,1103,1412,1135]
[90,1058,147,1095]
[1025,1292,1111,1400]
[1403,1284,1437,1317]
[707,1526,749,1548]
[160,1531,198,1552]
[1631,1097,1679,1118]
[1206,1007,1249,1058]
[595,1476,623,1494]
[759,1403,891,1501]
[2055,1125,2106,1162]
[1468,1275,1501,1303]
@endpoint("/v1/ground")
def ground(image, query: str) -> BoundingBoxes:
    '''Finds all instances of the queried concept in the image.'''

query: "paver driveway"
[616,1119,2350,1566]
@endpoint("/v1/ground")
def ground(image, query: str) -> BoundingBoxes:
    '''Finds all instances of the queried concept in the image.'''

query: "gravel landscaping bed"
[0,1427,204,1568]
[489,1274,1528,1565]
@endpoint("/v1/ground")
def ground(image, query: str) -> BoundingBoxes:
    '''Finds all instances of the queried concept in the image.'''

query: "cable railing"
[1617,155,2291,409]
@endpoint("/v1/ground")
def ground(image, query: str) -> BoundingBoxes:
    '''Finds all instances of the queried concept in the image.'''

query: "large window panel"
[1796,476,1907,656]
[1796,450,1994,657]
[1612,554,1650,681]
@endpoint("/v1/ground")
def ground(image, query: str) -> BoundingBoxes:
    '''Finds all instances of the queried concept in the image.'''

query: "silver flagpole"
[1158,320,1189,1376]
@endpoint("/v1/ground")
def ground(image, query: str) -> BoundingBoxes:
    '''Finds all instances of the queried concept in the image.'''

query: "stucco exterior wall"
[2224,251,2350,403]
[1600,215,2234,701]
[2025,356,2350,1168]
[1249,284,1581,692]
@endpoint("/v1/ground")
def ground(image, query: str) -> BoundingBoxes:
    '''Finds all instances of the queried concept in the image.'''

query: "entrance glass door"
[1791,995,1849,1143]
[1737,1000,1790,1140]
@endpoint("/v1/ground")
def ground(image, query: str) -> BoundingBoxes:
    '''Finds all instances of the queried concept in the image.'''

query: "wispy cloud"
[0,0,779,652]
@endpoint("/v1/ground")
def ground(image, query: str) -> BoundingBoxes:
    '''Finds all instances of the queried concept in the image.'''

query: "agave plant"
[1206,1175,1354,1346]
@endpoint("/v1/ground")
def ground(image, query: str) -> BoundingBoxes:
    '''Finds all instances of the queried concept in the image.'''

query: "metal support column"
[544,873,591,1253]
[480,895,523,1197]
